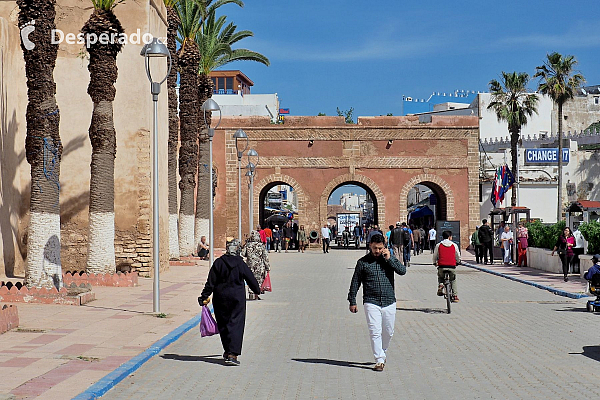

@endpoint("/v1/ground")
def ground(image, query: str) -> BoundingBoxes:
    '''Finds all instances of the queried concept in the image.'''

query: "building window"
[218,77,224,90]
[595,96,599,105]
[226,77,233,90]
[211,77,216,87]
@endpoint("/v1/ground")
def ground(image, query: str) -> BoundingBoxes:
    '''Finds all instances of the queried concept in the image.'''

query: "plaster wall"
[0,0,169,277]
[557,96,600,134]
[0,16,27,277]
[479,93,554,141]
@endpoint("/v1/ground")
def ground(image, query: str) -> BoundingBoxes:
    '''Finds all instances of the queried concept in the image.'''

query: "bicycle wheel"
[444,272,452,314]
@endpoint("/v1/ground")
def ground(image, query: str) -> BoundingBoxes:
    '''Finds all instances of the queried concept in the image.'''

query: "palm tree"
[175,0,203,256]
[81,0,125,274]
[194,10,269,248]
[16,0,63,288]
[488,72,539,207]
[534,53,585,222]
[164,0,181,260]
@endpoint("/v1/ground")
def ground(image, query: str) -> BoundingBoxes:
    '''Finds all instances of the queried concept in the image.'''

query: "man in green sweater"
[348,234,407,372]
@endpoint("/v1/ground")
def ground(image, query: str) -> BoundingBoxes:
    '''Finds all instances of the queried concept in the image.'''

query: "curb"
[72,309,205,400]
[462,261,589,299]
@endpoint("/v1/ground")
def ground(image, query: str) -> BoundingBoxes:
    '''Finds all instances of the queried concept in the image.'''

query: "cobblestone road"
[102,249,600,400]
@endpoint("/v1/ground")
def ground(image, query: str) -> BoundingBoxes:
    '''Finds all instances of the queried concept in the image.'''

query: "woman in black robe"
[199,238,260,365]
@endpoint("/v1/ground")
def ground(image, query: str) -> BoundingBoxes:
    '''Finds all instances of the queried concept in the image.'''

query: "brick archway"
[254,173,308,227]
[399,174,455,222]
[320,174,386,225]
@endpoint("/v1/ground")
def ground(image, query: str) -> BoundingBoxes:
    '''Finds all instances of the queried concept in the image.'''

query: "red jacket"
[434,239,461,267]
[259,230,267,244]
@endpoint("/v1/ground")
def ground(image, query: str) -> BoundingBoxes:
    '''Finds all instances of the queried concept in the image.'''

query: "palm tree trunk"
[81,9,124,274]
[166,6,180,260]
[510,129,519,207]
[178,41,200,256]
[195,74,214,250]
[557,103,563,222]
[17,0,63,289]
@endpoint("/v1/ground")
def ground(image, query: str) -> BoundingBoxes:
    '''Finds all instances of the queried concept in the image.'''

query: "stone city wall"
[213,115,480,248]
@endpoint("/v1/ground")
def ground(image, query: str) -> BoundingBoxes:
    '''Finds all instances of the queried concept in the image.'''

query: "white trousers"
[364,302,396,363]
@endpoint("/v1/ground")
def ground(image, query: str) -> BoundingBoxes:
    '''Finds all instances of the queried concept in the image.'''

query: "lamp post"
[245,168,253,232]
[201,98,221,267]
[140,38,172,313]
[234,129,248,240]
[246,149,259,233]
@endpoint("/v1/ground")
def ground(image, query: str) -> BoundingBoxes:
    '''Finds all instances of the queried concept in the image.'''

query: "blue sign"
[524,148,569,164]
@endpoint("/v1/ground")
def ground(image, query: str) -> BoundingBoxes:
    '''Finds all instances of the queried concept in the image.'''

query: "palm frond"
[91,0,125,10]
[487,71,538,133]
[195,10,269,75]
[534,52,586,105]
[214,48,270,69]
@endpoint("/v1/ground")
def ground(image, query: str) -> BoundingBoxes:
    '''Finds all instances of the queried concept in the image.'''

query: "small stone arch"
[399,174,455,222]
[254,173,308,227]
[320,173,386,225]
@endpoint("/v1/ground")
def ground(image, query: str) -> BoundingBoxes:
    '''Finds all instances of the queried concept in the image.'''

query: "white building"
[211,92,280,123]
[415,87,600,142]
[340,193,366,212]
[480,139,600,223]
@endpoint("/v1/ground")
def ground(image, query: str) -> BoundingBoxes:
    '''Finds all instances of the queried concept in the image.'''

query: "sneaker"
[373,362,384,372]
[452,296,460,303]
[437,284,444,296]
[225,355,240,365]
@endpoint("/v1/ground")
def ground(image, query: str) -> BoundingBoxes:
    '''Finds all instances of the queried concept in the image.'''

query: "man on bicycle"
[432,230,461,302]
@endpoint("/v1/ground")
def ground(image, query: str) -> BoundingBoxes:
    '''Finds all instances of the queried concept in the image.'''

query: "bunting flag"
[490,165,515,208]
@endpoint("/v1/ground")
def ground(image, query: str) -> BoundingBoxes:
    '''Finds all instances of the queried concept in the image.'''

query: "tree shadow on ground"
[292,358,373,370]
[569,346,600,362]
[161,353,230,366]
[396,307,447,314]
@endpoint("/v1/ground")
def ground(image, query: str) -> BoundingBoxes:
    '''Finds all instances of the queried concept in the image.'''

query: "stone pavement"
[0,261,210,400]
[101,249,600,400]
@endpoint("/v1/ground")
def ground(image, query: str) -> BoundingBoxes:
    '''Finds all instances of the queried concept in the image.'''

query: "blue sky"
[219,0,600,118]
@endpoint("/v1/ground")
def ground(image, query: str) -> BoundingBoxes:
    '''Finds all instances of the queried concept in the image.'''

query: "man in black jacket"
[478,219,494,264]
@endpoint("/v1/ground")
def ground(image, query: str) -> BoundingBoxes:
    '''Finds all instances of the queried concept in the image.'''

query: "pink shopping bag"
[261,272,272,292]
[199,305,219,337]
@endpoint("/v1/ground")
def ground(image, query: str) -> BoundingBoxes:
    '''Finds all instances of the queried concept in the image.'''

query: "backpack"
[402,229,411,245]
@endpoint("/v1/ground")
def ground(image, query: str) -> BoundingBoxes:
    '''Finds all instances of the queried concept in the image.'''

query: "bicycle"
[442,270,454,314]
[437,267,457,314]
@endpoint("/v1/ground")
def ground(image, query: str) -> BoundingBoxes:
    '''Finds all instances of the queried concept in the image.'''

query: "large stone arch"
[320,173,386,225]
[399,174,455,222]
[254,173,308,228]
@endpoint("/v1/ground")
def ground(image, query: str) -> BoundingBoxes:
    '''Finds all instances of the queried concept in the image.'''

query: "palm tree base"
[25,212,63,289]
[169,213,180,260]
[87,212,116,274]
[179,213,195,256]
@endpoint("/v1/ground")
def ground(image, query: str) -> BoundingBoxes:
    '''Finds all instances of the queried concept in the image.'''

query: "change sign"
[524,148,569,165]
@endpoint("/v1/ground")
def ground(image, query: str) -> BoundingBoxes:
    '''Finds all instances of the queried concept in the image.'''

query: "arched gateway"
[212,115,479,247]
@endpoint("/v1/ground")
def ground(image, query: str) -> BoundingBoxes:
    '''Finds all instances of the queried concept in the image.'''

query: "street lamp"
[246,149,259,233]
[201,98,222,268]
[234,129,248,240]
[140,37,172,313]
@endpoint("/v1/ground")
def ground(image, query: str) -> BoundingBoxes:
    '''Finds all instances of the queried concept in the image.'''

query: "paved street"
[103,248,600,400]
